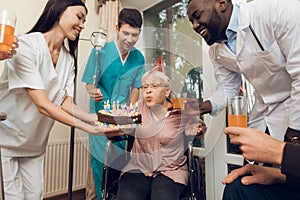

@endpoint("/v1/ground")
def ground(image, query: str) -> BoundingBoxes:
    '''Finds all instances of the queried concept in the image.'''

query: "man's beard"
[205,9,222,46]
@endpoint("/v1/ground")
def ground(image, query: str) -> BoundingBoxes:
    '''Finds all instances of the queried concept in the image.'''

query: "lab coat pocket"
[256,41,286,75]
[0,124,25,147]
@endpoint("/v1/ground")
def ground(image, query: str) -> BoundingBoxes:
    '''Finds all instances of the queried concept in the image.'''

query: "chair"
[184,137,206,200]
[102,135,205,200]
[101,135,134,200]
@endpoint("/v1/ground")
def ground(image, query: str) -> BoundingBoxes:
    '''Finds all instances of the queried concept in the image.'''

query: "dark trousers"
[222,177,300,200]
[117,171,186,200]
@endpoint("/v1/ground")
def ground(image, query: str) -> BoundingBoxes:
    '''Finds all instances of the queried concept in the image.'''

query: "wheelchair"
[101,135,133,200]
[101,135,205,200]
[184,138,206,200]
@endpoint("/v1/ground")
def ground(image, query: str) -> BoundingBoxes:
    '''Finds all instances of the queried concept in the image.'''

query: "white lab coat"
[0,32,75,156]
[209,0,300,140]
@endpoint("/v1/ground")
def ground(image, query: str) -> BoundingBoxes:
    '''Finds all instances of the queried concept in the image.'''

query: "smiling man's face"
[187,0,223,46]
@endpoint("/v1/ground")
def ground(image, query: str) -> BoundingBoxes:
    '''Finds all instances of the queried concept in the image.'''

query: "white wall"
[0,0,100,141]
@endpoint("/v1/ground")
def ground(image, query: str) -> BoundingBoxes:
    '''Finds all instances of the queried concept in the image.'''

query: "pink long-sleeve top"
[122,100,198,185]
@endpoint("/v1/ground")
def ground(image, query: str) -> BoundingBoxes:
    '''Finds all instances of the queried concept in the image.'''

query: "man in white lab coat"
[187,0,300,199]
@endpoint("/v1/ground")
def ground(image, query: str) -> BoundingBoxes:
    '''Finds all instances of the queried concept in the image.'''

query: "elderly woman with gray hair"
[115,69,206,200]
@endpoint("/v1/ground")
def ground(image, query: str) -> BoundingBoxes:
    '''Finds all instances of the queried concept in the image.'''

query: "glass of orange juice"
[0,9,17,51]
[171,97,188,110]
[227,96,247,127]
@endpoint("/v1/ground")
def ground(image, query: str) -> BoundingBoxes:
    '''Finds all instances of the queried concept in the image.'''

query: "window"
[143,0,204,147]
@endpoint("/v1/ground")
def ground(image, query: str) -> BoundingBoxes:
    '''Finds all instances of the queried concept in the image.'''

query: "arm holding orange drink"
[181,95,248,128]
[0,36,18,60]
[0,9,18,60]
[176,98,212,115]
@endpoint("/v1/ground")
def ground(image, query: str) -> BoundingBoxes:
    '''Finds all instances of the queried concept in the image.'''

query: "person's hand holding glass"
[0,9,18,60]
[227,96,253,164]
[227,96,248,128]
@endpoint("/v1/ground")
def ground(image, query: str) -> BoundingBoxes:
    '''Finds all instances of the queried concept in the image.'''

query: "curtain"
[94,0,120,40]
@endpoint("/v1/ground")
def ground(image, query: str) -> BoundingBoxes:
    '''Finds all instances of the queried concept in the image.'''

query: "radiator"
[43,137,89,198]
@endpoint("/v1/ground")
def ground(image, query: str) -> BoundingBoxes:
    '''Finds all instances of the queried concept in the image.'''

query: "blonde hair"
[141,69,171,88]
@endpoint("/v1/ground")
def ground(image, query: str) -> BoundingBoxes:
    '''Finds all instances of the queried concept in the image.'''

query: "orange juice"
[0,23,15,51]
[171,97,187,109]
[228,114,247,127]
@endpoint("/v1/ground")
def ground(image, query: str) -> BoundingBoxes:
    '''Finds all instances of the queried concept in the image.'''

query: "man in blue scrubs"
[81,8,145,199]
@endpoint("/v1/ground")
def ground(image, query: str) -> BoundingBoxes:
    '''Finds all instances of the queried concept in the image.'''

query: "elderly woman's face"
[141,77,170,108]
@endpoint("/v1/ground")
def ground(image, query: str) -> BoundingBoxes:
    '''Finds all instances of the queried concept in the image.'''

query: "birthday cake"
[97,101,142,128]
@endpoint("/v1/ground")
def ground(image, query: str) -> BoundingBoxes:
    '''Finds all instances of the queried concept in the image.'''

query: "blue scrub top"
[81,41,145,113]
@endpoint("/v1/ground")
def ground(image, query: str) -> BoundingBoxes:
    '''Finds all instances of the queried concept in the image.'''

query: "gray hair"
[141,69,171,88]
